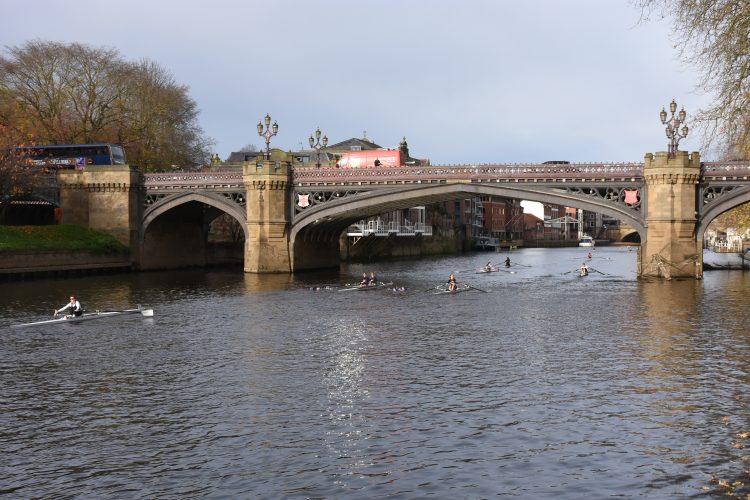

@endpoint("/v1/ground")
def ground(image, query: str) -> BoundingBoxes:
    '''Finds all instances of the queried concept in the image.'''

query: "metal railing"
[135,161,749,190]
[142,171,244,190]
[347,220,432,237]
[293,162,646,185]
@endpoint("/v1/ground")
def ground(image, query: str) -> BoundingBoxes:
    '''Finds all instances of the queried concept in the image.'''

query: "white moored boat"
[579,235,595,247]
[11,307,154,328]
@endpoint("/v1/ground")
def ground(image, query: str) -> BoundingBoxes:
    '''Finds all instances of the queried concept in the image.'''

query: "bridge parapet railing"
[699,161,750,213]
[142,170,244,190]
[292,163,645,184]
[701,162,750,179]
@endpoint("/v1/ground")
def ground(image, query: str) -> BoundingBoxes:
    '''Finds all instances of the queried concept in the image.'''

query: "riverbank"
[0,250,132,279]
[0,225,129,253]
[0,225,131,279]
[703,249,750,270]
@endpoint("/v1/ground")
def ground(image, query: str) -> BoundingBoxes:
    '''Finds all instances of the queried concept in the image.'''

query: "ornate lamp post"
[257,113,278,160]
[309,128,328,168]
[660,99,689,158]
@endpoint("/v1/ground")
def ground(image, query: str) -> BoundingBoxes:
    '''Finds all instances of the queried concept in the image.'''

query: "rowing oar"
[467,284,488,293]
[588,266,608,276]
[102,308,155,316]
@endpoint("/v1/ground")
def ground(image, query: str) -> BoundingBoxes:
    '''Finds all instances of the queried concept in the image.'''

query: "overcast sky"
[2,0,709,165]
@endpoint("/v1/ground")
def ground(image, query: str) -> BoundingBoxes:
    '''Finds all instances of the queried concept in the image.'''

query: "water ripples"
[1,248,749,497]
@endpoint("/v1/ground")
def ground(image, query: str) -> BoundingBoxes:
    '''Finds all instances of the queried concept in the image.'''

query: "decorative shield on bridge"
[624,189,639,205]
[297,193,310,208]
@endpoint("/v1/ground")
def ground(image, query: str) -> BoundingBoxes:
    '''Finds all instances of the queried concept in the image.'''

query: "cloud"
[2,0,710,162]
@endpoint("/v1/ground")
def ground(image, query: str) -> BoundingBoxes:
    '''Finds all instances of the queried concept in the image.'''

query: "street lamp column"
[659,99,689,158]
[309,128,328,168]
[257,113,278,160]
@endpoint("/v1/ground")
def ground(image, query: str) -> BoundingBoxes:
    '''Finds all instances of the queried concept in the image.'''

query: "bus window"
[111,145,126,164]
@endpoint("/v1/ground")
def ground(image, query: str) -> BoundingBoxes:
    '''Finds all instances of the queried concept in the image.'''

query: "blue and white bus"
[19,143,127,171]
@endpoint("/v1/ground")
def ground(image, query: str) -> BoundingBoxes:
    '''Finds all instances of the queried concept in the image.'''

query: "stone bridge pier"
[640,150,702,279]
[242,160,292,273]
[58,164,142,253]
[243,160,338,273]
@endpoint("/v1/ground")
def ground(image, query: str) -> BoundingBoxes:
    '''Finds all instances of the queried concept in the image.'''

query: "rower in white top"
[55,295,83,319]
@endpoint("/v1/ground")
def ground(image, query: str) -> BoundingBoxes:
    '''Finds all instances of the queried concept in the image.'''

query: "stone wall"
[58,165,142,249]
[0,251,132,276]
[341,233,462,261]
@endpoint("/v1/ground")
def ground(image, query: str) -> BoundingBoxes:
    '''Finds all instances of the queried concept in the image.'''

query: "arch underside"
[697,185,750,242]
[141,190,247,243]
[290,183,646,243]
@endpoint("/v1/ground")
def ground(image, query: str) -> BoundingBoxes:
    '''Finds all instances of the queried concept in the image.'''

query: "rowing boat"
[11,307,154,328]
[338,281,394,292]
[475,268,500,274]
[433,284,472,294]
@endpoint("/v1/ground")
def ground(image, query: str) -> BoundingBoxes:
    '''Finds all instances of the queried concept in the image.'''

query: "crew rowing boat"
[433,284,473,294]
[11,308,154,328]
[338,281,394,292]
[475,268,500,274]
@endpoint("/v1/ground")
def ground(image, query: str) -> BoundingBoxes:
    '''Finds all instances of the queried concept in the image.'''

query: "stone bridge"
[55,150,750,279]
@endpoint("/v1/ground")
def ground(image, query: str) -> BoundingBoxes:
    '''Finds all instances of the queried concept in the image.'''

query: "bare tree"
[0,41,128,143]
[0,40,214,171]
[635,0,750,158]
[0,125,46,219]
[116,59,213,170]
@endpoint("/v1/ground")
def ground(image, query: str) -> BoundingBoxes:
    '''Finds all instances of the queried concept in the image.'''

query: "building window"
[350,146,361,151]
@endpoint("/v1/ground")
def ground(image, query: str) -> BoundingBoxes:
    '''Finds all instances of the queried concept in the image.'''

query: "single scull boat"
[11,308,154,328]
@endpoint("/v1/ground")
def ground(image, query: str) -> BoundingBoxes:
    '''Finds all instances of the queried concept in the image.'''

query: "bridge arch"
[140,191,247,244]
[289,183,646,270]
[138,190,248,270]
[696,186,750,244]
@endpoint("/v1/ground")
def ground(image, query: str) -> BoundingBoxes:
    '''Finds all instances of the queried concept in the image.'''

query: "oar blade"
[140,309,154,317]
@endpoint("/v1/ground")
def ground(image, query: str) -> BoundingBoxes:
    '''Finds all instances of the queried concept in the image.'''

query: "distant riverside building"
[444,196,523,249]
[523,213,545,242]
[543,203,577,240]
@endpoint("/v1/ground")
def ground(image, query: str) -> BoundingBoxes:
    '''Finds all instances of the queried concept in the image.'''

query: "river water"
[1,247,749,498]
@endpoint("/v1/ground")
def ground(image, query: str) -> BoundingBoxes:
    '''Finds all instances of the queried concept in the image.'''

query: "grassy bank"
[0,225,129,254]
